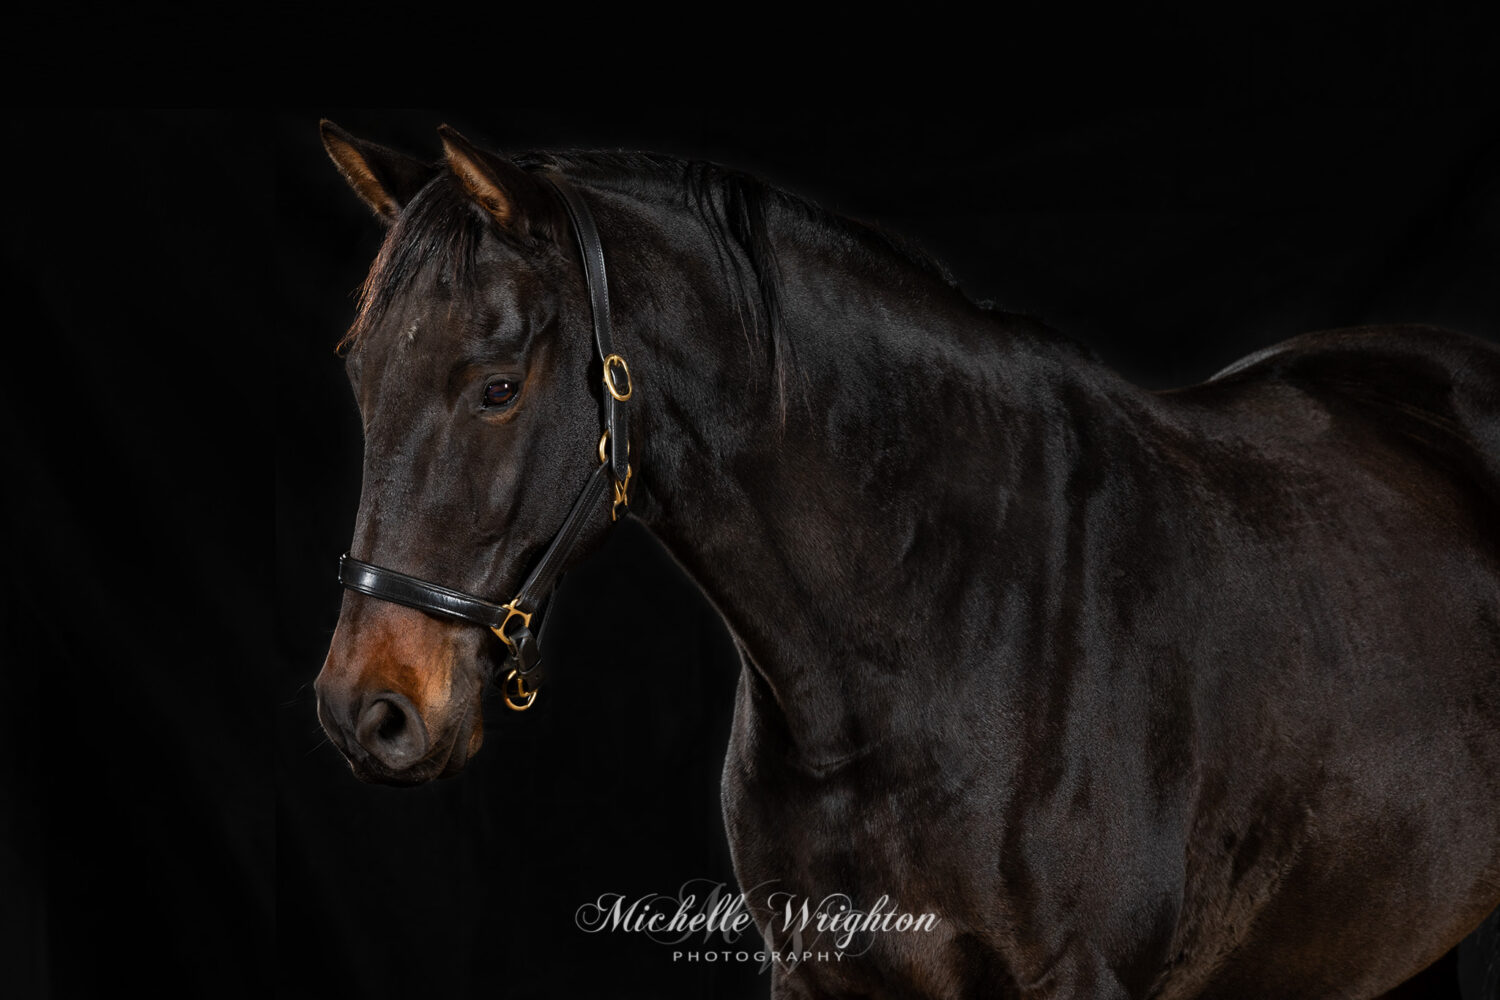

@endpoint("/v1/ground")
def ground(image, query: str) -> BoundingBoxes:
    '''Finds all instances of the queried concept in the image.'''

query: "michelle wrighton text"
[575,880,941,954]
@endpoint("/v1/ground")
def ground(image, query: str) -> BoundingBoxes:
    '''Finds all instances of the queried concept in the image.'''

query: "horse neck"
[612,189,1163,762]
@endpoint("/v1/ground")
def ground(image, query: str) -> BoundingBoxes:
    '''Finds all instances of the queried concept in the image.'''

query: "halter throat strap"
[336,171,632,708]
[546,174,631,485]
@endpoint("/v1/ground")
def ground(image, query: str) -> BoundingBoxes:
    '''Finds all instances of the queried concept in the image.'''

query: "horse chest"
[721,672,1025,995]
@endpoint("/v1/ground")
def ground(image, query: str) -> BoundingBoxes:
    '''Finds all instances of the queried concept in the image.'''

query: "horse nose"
[354,691,430,770]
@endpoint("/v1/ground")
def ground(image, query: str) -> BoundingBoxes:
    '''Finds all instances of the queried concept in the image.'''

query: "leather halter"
[337,172,633,711]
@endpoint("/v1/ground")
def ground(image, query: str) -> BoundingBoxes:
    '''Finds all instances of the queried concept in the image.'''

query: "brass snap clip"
[502,669,538,712]
[599,431,633,520]
[489,601,533,657]
[611,465,633,521]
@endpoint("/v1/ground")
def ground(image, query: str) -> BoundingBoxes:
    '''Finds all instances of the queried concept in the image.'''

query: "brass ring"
[503,669,538,712]
[598,430,629,466]
[603,354,633,401]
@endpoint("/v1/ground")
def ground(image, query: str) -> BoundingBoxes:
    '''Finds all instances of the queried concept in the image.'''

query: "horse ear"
[320,119,434,224]
[437,124,549,235]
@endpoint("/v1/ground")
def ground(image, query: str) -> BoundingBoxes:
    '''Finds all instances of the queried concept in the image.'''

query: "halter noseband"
[337,173,633,712]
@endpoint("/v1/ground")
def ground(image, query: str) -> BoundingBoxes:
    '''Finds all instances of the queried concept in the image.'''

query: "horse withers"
[311,121,1500,998]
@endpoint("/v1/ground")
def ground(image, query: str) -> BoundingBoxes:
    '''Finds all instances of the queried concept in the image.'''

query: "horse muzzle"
[314,602,487,784]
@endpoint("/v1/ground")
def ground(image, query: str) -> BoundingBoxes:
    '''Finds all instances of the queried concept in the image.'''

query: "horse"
[310,120,1500,999]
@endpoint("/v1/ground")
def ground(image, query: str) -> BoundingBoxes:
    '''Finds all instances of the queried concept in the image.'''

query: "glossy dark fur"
[313,125,1500,998]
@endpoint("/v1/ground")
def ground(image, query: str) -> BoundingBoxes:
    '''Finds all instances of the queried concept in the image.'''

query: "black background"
[3,101,1497,998]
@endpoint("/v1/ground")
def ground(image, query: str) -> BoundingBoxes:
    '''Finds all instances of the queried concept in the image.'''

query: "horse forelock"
[339,176,487,355]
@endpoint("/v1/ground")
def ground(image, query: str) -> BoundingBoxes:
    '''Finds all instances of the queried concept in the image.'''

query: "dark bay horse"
[311,121,1500,999]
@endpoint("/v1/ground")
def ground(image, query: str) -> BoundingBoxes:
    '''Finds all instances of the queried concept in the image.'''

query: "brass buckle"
[602,353,632,401]
[502,669,538,711]
[488,601,532,657]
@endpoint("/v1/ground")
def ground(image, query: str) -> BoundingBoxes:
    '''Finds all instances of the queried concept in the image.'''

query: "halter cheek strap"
[337,171,633,711]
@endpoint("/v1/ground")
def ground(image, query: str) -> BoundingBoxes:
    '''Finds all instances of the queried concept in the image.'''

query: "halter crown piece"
[337,173,634,711]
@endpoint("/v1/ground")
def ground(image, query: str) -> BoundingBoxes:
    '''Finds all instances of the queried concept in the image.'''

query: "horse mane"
[339,149,964,416]
[551,151,973,417]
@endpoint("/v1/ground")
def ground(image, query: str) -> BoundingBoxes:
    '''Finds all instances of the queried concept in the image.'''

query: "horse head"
[313,122,623,784]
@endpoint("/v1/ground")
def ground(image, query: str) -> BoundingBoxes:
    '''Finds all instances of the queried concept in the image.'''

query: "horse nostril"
[354,692,430,769]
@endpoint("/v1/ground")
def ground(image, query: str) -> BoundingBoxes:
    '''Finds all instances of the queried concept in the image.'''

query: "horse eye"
[483,379,519,408]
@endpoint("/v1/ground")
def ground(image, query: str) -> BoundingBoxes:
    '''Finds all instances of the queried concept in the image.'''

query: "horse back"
[1200,323,1500,514]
